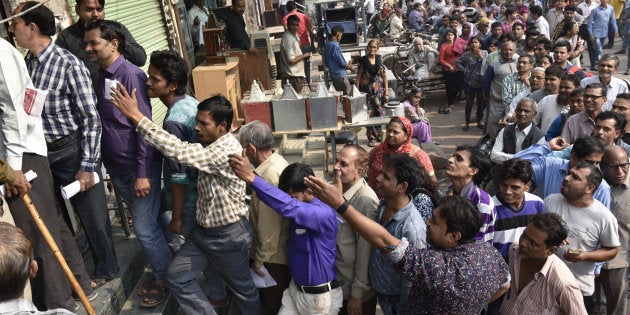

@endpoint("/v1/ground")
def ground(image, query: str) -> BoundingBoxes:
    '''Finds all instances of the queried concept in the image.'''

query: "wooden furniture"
[192,57,243,127]
[228,49,273,95]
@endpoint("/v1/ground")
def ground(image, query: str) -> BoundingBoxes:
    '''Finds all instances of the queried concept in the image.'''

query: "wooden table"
[273,122,342,172]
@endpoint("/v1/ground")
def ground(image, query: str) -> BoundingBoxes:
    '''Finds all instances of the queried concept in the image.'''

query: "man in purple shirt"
[228,159,342,314]
[85,20,172,308]
[408,3,425,31]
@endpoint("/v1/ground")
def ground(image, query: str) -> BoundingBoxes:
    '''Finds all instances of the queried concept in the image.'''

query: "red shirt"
[439,43,459,72]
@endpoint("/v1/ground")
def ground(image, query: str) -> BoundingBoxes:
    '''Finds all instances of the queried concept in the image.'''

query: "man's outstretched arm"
[304,171,399,252]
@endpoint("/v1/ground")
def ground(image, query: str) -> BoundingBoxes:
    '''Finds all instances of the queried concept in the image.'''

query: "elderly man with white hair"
[407,37,439,79]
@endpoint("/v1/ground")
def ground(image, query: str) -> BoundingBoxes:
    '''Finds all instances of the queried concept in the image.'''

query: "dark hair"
[499,158,532,184]
[437,196,483,244]
[545,65,565,79]
[585,82,607,98]
[388,117,408,135]
[286,0,296,11]
[564,5,576,12]
[287,14,300,25]
[519,54,535,64]
[383,154,425,195]
[526,27,540,37]
[505,6,516,16]
[149,50,188,95]
[491,21,502,29]
[0,223,33,302]
[499,33,516,42]
[573,161,603,189]
[617,93,630,100]
[536,54,553,65]
[571,136,605,160]
[530,5,543,15]
[278,163,314,193]
[456,145,490,185]
[406,87,423,99]
[512,21,524,31]
[77,0,105,6]
[85,20,126,53]
[18,1,56,36]
[529,213,568,248]
[561,73,581,87]
[596,110,627,131]
[552,40,572,52]
[570,87,585,98]
[536,37,553,50]
[331,26,344,36]
[560,20,577,38]
[468,36,482,46]
[197,95,234,130]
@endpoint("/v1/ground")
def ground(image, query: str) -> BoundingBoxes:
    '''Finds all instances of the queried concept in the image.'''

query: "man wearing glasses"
[580,55,628,111]
[600,145,630,315]
[561,83,606,143]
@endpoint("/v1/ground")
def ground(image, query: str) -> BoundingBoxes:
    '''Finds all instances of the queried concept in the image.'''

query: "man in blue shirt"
[513,136,611,207]
[228,159,342,313]
[587,0,618,67]
[368,154,427,314]
[323,26,355,95]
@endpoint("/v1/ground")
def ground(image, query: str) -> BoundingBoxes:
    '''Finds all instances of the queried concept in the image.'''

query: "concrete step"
[119,270,179,315]
[74,221,147,315]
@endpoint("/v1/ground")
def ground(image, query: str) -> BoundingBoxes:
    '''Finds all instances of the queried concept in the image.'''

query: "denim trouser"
[301,46,312,86]
[167,218,261,315]
[111,162,172,279]
[593,37,608,67]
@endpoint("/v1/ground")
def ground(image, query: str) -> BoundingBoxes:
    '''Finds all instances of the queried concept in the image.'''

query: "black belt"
[297,280,341,294]
[47,131,80,151]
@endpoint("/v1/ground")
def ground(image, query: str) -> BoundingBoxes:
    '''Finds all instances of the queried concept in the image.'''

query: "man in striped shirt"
[492,158,546,261]
[446,145,496,243]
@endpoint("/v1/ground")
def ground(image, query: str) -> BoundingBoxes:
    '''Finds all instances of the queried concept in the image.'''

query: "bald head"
[601,145,629,185]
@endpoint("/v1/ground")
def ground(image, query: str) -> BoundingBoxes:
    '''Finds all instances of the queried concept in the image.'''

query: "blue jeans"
[301,45,312,86]
[111,163,172,279]
[593,37,607,67]
[167,218,261,315]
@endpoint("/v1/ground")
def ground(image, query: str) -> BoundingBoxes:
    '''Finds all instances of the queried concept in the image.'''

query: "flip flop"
[140,285,169,308]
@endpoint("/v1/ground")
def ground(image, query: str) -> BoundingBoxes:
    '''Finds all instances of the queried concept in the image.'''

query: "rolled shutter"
[68,0,170,124]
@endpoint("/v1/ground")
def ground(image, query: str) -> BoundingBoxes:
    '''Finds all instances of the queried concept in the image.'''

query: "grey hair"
[239,120,274,150]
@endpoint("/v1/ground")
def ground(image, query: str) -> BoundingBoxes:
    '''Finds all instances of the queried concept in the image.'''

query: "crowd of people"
[2,0,630,314]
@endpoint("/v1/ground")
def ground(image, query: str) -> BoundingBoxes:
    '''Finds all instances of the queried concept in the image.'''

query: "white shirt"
[534,16,551,38]
[535,94,569,134]
[545,194,620,296]
[364,0,375,14]
[188,4,209,45]
[578,1,598,20]
[0,38,47,169]
[580,75,628,111]
[491,123,546,163]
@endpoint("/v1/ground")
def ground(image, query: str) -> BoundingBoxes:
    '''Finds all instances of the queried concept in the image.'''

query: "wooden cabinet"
[192,57,243,127]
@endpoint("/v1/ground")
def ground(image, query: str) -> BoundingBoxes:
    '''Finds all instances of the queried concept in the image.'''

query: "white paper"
[250,265,277,288]
[60,172,101,200]
[0,170,37,196]
[23,87,47,117]
[104,79,118,100]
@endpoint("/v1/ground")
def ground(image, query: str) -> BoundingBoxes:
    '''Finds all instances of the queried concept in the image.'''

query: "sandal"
[90,277,107,290]
[462,125,469,131]
[138,278,168,296]
[138,279,169,308]
[140,285,169,308]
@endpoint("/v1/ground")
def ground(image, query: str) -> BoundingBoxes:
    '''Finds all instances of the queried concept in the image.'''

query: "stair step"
[74,223,146,315]
[119,270,179,315]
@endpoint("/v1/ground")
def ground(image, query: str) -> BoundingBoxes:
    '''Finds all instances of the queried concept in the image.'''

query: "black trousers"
[7,153,91,311]
[47,135,119,279]
[444,71,463,106]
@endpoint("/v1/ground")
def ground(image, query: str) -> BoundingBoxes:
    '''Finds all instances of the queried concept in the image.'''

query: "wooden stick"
[22,194,96,315]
